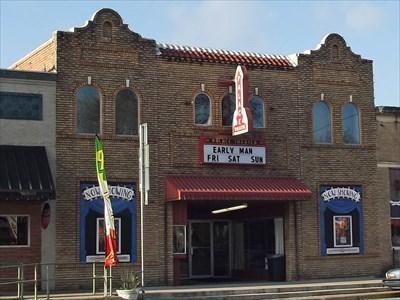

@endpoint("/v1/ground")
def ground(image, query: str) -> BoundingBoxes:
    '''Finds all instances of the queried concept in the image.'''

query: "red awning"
[166,176,312,201]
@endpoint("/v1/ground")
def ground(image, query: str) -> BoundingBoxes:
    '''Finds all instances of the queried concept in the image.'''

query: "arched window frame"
[115,88,139,136]
[342,102,360,145]
[102,21,112,39]
[249,95,265,128]
[331,44,340,61]
[221,93,235,127]
[312,101,332,144]
[193,92,212,126]
[76,85,101,135]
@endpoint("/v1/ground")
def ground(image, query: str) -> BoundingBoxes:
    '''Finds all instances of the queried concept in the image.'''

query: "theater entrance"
[188,216,283,280]
[167,175,312,284]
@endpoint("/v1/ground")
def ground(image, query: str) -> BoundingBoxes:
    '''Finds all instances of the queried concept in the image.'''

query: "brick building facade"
[10,8,392,287]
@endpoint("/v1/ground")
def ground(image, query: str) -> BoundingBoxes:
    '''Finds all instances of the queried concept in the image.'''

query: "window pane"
[77,86,100,134]
[17,216,28,245]
[0,216,29,246]
[194,93,211,125]
[342,103,360,144]
[250,96,264,128]
[222,94,235,126]
[392,219,400,247]
[116,89,138,135]
[98,219,105,253]
[0,92,42,120]
[390,169,400,201]
[313,101,331,143]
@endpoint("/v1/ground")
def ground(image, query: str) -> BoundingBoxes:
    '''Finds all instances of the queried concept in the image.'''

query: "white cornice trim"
[378,162,400,168]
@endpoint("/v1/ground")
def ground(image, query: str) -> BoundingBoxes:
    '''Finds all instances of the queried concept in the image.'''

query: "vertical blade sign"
[232,65,253,136]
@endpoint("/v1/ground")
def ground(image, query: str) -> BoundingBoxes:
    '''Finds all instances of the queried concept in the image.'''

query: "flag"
[95,136,118,267]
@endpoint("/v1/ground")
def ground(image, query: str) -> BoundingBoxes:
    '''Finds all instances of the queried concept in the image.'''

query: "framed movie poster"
[333,216,352,247]
[320,185,363,255]
[173,225,186,254]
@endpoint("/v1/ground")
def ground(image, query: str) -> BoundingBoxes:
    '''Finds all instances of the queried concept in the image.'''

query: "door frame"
[189,220,213,278]
[188,220,232,278]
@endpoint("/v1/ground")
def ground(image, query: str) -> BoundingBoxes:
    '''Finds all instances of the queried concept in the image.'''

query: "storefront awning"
[166,176,312,201]
[0,145,55,200]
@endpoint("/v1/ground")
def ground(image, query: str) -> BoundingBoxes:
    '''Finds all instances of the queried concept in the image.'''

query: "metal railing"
[0,262,114,299]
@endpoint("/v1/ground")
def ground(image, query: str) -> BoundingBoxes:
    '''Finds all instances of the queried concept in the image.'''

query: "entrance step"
[144,279,400,300]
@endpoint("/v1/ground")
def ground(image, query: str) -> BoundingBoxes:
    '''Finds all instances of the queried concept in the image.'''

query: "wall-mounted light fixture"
[321,93,324,101]
[349,95,353,102]
[88,76,92,85]
[126,79,130,88]
[201,83,205,92]
[212,203,248,214]
[229,86,233,94]
[255,87,259,96]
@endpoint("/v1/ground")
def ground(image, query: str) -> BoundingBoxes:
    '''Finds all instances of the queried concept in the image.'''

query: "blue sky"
[1,0,399,107]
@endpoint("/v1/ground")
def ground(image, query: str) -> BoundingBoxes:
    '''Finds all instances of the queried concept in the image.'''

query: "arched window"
[116,89,138,135]
[342,103,360,144]
[222,94,235,126]
[312,101,331,144]
[250,96,264,128]
[77,86,100,134]
[332,44,339,60]
[103,21,112,38]
[194,93,211,125]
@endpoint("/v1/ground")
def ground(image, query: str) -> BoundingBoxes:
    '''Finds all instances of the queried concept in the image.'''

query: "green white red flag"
[95,136,118,267]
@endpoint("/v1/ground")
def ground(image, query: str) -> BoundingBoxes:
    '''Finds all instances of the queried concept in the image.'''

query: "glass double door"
[189,221,231,278]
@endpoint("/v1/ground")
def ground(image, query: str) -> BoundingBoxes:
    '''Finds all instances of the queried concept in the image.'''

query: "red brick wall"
[0,200,42,264]
[0,200,42,292]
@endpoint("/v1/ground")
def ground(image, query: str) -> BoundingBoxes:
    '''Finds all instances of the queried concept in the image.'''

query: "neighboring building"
[0,69,57,287]
[8,8,392,287]
[376,106,400,264]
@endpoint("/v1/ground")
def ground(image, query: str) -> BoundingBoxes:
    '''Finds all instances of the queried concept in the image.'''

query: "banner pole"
[141,184,144,287]
[109,265,112,296]
[103,266,107,297]
[139,124,146,287]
